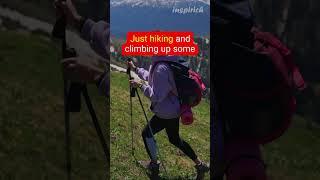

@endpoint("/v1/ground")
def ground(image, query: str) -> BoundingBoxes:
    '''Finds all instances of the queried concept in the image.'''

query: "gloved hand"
[129,79,143,88]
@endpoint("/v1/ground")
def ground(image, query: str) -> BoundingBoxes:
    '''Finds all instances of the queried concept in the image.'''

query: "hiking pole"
[82,86,109,162]
[52,2,109,179]
[134,88,168,176]
[126,59,168,176]
[52,4,73,179]
[64,81,71,180]
[130,89,135,157]
[126,58,135,156]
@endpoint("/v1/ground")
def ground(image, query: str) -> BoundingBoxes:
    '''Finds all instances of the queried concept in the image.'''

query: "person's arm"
[80,19,109,59]
[140,64,172,102]
[56,0,109,97]
[80,19,109,96]
[127,61,149,81]
[76,18,109,97]
[135,67,149,81]
[56,0,109,59]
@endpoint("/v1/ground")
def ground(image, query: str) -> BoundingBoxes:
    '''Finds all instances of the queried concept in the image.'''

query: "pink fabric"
[189,69,206,106]
[180,104,193,125]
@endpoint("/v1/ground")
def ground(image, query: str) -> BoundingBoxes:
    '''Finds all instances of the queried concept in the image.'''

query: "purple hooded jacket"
[136,56,181,119]
[81,19,109,96]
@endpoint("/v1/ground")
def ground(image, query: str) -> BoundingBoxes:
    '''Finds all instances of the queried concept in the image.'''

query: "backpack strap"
[152,61,180,97]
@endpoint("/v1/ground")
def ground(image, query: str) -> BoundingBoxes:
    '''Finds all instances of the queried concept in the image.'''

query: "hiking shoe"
[195,162,210,179]
[138,160,160,179]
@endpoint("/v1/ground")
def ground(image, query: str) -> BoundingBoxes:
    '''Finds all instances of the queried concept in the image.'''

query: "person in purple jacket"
[55,0,109,96]
[128,56,209,177]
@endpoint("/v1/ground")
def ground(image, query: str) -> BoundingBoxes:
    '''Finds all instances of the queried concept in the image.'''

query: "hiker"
[55,0,109,96]
[128,56,209,177]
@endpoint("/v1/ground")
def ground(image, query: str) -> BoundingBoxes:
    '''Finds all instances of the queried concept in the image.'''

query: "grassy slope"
[263,116,320,180]
[110,66,320,180]
[110,62,320,180]
[1,30,320,180]
[0,30,108,179]
[110,72,210,179]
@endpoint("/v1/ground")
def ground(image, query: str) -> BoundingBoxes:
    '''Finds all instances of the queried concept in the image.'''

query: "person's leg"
[164,117,199,162]
[165,117,209,175]
[142,115,165,163]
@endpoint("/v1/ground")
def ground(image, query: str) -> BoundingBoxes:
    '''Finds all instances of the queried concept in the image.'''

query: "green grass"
[262,116,320,180]
[109,60,320,180]
[2,28,320,180]
[0,30,108,179]
[110,72,210,179]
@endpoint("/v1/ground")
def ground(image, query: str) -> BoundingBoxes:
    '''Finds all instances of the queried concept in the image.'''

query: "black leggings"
[142,115,198,161]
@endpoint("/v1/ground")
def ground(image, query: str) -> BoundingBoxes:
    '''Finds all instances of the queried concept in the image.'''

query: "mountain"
[110,0,210,37]
[111,0,210,7]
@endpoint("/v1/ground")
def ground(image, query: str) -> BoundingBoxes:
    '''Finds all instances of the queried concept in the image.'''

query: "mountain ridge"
[110,0,210,37]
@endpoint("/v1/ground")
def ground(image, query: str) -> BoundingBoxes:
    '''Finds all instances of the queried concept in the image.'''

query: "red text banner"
[121,32,199,56]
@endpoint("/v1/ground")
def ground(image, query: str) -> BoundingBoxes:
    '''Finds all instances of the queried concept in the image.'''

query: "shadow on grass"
[131,154,202,180]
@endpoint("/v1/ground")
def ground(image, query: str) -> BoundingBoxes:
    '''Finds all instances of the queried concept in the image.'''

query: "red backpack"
[253,28,306,91]
[220,28,306,144]
[156,61,206,107]
[253,28,306,144]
